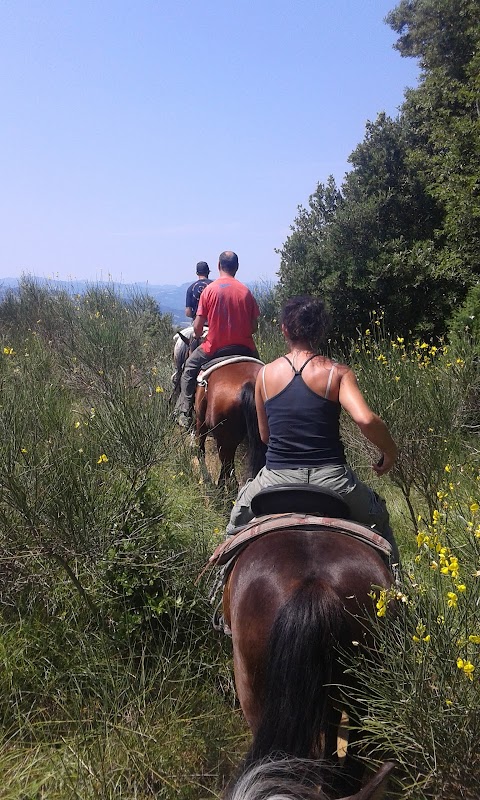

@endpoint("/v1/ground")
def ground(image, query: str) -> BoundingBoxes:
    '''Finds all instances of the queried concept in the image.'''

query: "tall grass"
[0,281,478,798]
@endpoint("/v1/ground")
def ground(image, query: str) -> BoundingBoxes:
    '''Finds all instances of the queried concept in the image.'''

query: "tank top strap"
[324,363,337,400]
[297,354,319,374]
[282,355,299,375]
[261,366,268,400]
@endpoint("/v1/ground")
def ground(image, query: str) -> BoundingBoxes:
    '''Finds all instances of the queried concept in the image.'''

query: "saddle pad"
[197,356,264,384]
[208,513,392,568]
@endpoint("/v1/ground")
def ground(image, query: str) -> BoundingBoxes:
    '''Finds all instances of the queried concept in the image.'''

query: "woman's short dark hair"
[281,295,330,348]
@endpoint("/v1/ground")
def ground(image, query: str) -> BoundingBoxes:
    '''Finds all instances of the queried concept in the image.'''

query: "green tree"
[277,176,342,299]
[388,0,480,288]
[277,0,480,341]
[278,115,444,338]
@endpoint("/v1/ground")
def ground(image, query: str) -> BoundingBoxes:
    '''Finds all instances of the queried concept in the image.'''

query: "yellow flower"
[413,622,430,643]
[444,464,452,473]
[97,453,109,464]
[456,658,475,680]
[155,385,164,393]
[376,600,386,618]
[365,329,371,336]
[447,592,458,608]
[397,336,404,344]
[21,447,28,454]
[445,699,453,706]
[74,421,81,429]
[417,531,427,547]
[3,346,14,355]
[468,635,480,644]
[456,584,466,592]
[374,588,389,618]
[470,502,479,514]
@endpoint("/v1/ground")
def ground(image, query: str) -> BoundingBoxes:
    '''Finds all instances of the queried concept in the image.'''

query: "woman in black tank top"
[226,295,400,567]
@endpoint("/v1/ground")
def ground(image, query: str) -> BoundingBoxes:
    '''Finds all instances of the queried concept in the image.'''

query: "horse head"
[225,757,396,800]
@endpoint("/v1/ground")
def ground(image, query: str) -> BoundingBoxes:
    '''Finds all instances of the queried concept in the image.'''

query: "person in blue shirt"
[185,261,212,319]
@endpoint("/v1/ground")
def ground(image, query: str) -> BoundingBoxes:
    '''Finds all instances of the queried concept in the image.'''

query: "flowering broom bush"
[346,466,480,799]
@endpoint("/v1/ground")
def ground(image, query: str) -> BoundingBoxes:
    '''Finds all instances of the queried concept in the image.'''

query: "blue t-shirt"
[185,278,212,316]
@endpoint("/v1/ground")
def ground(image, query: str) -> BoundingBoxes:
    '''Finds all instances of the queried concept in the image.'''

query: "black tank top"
[265,355,346,469]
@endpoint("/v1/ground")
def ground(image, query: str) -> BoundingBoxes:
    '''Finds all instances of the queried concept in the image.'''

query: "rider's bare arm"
[338,369,398,475]
[255,369,270,444]
[193,314,207,339]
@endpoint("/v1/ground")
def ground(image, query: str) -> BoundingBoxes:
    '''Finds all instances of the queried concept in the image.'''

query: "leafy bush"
[347,476,480,799]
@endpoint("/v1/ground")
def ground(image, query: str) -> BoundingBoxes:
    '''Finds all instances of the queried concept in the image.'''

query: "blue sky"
[1,1,419,287]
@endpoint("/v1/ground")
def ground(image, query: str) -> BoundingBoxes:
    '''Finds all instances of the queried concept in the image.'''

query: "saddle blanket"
[208,512,392,570]
[197,356,264,384]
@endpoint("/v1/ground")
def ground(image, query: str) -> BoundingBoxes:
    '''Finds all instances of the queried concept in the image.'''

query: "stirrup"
[211,599,232,636]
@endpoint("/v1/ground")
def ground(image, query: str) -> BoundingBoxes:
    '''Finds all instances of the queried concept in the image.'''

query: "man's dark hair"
[219,251,239,275]
[281,295,330,349]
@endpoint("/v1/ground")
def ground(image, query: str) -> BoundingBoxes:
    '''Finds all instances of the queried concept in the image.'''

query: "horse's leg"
[323,703,343,762]
[338,708,368,795]
[231,647,264,733]
[216,431,238,488]
[194,388,212,483]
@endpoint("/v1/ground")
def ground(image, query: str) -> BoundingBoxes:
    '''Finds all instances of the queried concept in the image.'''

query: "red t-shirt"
[197,276,260,355]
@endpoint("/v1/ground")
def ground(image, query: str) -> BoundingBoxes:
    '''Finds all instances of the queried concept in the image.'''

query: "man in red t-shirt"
[175,251,260,427]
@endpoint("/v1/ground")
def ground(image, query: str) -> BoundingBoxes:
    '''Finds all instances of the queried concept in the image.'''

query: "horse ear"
[178,330,191,345]
[341,761,396,800]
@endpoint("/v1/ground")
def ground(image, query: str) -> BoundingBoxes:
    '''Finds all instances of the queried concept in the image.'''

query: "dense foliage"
[0,280,478,797]
[277,0,480,340]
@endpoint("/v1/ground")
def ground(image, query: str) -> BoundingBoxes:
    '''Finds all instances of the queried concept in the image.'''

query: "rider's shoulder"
[336,364,360,385]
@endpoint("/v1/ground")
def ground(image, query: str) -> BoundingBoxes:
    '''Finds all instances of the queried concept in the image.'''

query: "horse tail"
[246,578,346,764]
[240,382,266,477]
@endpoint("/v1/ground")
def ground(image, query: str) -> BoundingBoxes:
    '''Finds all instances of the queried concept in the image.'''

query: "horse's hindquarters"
[226,528,392,779]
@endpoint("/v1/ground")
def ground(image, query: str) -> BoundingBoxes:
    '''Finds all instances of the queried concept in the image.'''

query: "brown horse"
[222,487,393,799]
[194,358,266,486]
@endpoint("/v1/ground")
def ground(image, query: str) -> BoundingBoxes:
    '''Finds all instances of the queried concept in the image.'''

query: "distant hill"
[0,276,192,325]
[0,275,276,326]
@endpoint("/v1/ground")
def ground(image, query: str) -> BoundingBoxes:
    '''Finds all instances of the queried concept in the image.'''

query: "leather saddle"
[208,484,392,571]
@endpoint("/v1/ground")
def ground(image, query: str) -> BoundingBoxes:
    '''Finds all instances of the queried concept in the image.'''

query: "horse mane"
[226,757,332,800]
[240,382,266,477]
[225,757,396,800]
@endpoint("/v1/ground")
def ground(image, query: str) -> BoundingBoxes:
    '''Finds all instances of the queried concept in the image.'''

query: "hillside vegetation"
[0,280,478,798]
